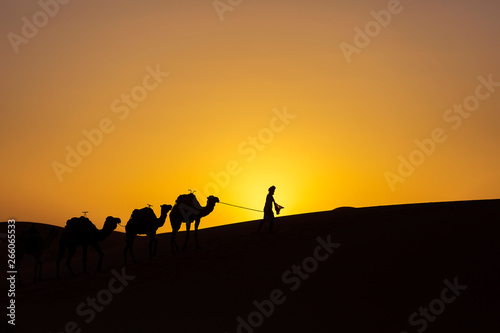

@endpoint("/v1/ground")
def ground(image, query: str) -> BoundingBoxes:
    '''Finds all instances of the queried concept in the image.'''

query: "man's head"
[269,186,276,194]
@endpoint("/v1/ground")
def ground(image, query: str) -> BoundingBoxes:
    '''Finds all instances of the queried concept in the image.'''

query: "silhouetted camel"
[169,194,219,252]
[56,216,120,278]
[16,225,58,285]
[123,204,173,265]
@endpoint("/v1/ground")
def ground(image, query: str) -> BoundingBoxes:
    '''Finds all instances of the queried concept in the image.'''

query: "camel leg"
[56,242,65,279]
[194,219,201,250]
[66,245,76,276]
[171,224,180,254]
[38,260,43,282]
[82,245,89,274]
[91,243,104,272]
[170,230,176,253]
[182,222,191,250]
[149,237,154,259]
[33,258,38,283]
[150,236,158,259]
[130,235,137,263]
[123,243,128,266]
[35,255,42,282]
[124,233,136,266]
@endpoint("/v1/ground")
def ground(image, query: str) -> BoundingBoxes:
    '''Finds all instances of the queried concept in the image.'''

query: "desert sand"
[3,199,500,332]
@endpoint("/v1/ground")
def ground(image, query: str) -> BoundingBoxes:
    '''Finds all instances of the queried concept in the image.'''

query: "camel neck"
[98,226,114,241]
[156,210,168,228]
[200,202,216,218]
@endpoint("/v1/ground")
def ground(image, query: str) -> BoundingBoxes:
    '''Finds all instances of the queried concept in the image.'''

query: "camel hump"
[175,193,201,208]
[65,216,97,232]
[130,207,156,221]
[176,193,194,204]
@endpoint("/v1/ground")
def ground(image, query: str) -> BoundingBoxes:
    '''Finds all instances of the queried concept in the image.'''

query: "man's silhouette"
[258,186,283,233]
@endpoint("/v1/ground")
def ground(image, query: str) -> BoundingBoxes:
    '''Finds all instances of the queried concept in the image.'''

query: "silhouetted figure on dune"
[56,216,120,278]
[169,193,219,252]
[123,204,172,265]
[16,225,58,285]
[258,186,283,233]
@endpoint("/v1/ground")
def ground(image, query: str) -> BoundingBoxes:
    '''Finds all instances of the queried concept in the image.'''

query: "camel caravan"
[16,192,219,283]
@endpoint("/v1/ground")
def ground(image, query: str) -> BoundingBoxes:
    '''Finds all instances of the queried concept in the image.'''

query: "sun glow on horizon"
[1,0,499,229]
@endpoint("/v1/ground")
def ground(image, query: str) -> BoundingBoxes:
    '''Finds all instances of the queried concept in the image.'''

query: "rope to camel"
[218,201,263,213]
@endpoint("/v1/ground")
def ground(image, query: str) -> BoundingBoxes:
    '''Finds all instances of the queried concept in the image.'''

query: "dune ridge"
[3,199,500,332]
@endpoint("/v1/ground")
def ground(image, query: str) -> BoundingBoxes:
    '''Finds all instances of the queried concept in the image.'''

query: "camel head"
[96,216,120,241]
[160,204,173,215]
[103,216,120,233]
[207,196,219,206]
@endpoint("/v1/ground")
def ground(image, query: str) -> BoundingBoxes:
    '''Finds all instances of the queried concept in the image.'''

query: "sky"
[1,0,499,232]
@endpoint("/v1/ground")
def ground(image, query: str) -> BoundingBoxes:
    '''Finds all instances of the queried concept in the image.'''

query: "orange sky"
[1,0,499,232]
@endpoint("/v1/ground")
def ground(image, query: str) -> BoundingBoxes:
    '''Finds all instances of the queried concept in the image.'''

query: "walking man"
[258,186,283,233]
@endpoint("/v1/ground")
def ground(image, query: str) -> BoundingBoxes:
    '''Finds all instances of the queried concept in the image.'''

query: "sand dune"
[3,199,500,332]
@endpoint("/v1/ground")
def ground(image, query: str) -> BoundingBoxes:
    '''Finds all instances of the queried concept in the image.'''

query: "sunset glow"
[2,0,499,231]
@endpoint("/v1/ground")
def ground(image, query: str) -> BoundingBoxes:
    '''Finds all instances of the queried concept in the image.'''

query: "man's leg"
[257,219,266,233]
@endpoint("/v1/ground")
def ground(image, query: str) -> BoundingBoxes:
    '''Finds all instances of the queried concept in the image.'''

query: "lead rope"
[218,201,263,213]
